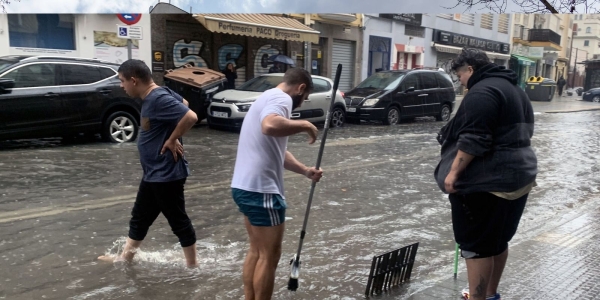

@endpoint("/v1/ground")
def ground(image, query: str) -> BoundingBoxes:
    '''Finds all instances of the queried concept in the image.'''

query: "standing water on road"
[0,112,599,299]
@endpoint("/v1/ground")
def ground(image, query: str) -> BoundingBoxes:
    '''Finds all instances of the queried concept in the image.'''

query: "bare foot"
[186,263,199,268]
[97,255,126,263]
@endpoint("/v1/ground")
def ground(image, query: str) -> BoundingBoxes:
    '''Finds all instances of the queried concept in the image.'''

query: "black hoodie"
[434,63,538,194]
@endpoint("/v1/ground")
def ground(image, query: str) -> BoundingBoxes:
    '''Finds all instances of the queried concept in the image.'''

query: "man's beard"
[291,94,304,110]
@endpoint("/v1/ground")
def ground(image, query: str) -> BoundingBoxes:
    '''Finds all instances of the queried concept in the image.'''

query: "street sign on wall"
[117,25,143,40]
[117,14,142,25]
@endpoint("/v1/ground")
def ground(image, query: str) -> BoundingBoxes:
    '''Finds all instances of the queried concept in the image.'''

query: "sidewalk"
[406,207,600,299]
[453,94,600,114]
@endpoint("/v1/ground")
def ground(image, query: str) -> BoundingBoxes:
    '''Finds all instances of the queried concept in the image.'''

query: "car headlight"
[363,98,379,106]
[236,104,251,112]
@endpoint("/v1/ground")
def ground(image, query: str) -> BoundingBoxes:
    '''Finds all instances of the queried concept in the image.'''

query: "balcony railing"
[528,29,561,45]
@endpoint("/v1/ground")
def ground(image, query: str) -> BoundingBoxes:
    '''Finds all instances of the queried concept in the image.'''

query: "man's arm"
[284,150,322,182]
[444,150,475,193]
[262,114,317,143]
[182,98,189,107]
[161,110,198,161]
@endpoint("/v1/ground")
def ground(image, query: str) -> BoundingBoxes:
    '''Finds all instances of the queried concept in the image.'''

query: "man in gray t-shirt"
[98,59,199,267]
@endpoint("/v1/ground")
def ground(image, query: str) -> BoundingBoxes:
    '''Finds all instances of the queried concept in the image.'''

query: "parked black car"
[344,69,456,125]
[582,88,600,102]
[0,55,141,143]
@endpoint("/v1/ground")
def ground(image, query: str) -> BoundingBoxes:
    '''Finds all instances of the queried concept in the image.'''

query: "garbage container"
[163,64,226,122]
[525,76,556,102]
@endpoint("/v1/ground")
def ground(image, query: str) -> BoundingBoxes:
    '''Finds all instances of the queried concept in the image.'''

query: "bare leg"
[465,257,493,300]
[487,248,508,296]
[250,221,285,300]
[182,243,198,268]
[243,217,259,300]
[98,237,142,263]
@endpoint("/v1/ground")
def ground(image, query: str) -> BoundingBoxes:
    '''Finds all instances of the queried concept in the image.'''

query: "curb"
[543,107,600,113]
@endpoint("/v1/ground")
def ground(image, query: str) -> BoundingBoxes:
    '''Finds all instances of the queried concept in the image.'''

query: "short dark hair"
[118,59,152,83]
[451,48,491,72]
[282,67,313,92]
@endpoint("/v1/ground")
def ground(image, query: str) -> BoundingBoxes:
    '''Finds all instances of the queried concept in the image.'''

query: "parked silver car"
[207,73,347,130]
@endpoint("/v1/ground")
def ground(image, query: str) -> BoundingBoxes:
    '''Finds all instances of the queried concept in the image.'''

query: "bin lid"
[526,76,544,83]
[541,78,556,84]
[164,64,226,89]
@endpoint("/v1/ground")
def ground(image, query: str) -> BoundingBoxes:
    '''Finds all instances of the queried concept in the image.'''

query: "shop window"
[8,14,76,50]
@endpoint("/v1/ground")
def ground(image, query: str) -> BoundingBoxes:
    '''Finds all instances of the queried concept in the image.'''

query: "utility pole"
[571,48,578,88]
[568,22,576,88]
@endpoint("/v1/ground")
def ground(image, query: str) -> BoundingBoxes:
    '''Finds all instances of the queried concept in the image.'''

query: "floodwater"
[0,111,599,299]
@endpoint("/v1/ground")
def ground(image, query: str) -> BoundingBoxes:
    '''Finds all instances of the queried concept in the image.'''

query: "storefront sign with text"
[433,30,510,54]
[217,22,302,40]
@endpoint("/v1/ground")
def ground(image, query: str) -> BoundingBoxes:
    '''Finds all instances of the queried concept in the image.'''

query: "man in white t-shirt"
[231,68,323,300]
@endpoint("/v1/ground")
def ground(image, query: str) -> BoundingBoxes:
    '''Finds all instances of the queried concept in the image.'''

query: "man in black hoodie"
[434,48,537,300]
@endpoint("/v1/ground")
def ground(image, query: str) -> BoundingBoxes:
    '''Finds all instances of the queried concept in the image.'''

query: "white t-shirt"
[231,88,293,198]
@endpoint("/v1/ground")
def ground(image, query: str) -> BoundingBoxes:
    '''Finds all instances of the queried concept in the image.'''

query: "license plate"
[212,111,228,118]
[347,107,356,112]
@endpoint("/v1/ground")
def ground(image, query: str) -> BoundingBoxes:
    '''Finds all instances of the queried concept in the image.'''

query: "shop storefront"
[0,14,153,66]
[431,29,511,70]
[149,12,319,86]
[509,44,543,89]
[306,14,363,92]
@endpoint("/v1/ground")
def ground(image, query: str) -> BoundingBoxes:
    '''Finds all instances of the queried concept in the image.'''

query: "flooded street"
[1,107,599,299]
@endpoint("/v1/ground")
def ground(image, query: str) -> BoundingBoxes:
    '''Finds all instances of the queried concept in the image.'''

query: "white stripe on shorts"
[263,194,280,226]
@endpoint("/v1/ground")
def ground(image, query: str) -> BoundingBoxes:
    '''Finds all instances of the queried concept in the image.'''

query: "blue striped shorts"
[232,188,287,227]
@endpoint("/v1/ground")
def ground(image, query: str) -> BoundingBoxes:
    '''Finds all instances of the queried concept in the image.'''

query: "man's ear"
[298,83,306,95]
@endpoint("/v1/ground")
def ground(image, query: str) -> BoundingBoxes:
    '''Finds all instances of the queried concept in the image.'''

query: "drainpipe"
[304,14,311,71]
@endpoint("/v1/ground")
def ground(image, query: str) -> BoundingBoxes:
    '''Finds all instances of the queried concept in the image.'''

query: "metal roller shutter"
[331,39,355,92]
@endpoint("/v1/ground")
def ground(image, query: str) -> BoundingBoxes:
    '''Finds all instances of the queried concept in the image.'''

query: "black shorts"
[449,192,527,259]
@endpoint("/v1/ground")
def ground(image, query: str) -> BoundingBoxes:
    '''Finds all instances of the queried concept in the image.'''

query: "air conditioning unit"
[593,54,600,59]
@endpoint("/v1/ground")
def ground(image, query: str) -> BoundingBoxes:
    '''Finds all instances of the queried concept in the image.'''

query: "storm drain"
[365,242,419,297]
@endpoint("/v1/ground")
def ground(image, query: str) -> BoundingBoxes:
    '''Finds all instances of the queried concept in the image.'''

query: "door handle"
[44,93,59,97]
[98,89,111,95]
[418,94,429,97]
[291,113,301,118]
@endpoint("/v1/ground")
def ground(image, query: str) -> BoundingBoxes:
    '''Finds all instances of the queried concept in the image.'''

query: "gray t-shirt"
[137,86,190,182]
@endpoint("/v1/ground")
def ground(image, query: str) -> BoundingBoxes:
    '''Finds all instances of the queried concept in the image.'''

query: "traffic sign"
[117,14,142,25]
[117,25,143,40]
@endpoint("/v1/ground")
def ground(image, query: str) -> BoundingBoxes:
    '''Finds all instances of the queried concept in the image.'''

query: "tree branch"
[539,0,560,12]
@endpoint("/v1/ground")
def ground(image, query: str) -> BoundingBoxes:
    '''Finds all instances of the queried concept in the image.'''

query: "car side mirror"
[0,78,15,95]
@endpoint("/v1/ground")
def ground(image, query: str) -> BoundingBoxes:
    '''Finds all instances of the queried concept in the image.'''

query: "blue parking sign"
[119,27,128,37]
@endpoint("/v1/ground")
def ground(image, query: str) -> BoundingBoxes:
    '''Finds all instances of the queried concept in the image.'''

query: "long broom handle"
[293,64,343,259]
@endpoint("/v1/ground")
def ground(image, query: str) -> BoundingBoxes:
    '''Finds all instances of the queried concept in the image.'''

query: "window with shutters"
[480,14,493,30]
[437,14,453,20]
[498,14,509,34]
[438,13,474,25]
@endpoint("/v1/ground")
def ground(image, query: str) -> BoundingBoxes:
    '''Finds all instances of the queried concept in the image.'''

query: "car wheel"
[436,104,451,121]
[384,106,400,125]
[330,107,345,127]
[593,96,600,103]
[103,111,138,143]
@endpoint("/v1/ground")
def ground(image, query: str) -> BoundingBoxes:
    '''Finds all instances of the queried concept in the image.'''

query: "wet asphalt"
[0,96,599,300]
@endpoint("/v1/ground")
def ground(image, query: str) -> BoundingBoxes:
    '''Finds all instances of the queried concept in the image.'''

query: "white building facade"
[0,14,152,67]
[361,13,512,93]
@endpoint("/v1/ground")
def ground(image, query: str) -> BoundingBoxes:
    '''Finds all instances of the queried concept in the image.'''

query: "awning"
[511,54,536,66]
[432,43,511,61]
[193,14,320,44]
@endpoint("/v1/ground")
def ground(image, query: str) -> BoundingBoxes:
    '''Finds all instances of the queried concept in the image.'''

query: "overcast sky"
[3,0,598,13]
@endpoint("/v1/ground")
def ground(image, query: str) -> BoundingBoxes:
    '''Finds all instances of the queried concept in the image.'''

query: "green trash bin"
[525,76,557,102]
